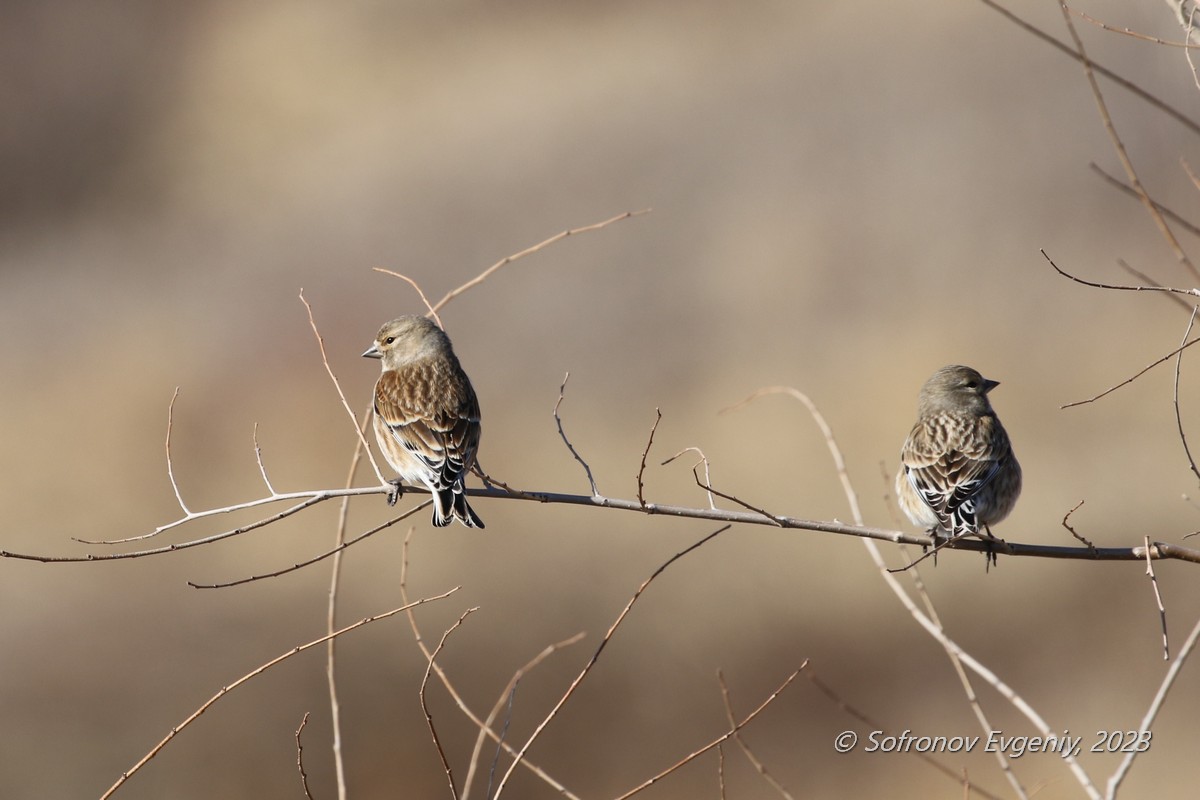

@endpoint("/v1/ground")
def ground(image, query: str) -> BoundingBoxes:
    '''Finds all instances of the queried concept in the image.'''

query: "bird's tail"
[431,487,484,528]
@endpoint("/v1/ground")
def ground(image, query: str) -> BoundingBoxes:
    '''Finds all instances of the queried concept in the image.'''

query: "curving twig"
[99,588,459,800]
[491,526,732,799]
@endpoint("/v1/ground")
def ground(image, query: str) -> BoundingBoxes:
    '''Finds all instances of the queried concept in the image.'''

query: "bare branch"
[492,526,731,799]
[99,588,459,800]
[1173,308,1200,482]
[661,447,717,510]
[554,373,601,498]
[370,269,442,328]
[1116,259,1197,313]
[16,482,1200,566]
[251,423,277,496]
[299,289,387,485]
[422,607,480,800]
[400,531,581,799]
[328,406,374,800]
[721,385,863,525]
[977,0,1200,136]
[1057,4,1200,281]
[1106,612,1200,797]
[461,632,587,800]
[805,671,1005,800]
[688,468,787,527]
[610,664,806,800]
[1042,250,1200,299]
[429,210,651,314]
[1143,536,1170,661]
[1066,4,1200,47]
[717,670,795,800]
[295,713,315,800]
[165,388,190,515]
[1090,164,1200,241]
[1062,500,1096,549]
[189,502,424,589]
[636,409,662,508]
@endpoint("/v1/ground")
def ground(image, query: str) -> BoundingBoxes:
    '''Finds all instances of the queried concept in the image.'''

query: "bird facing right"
[895,365,1022,551]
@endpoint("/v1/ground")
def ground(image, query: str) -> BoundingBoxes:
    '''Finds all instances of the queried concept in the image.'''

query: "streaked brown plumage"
[363,315,483,528]
[896,365,1021,551]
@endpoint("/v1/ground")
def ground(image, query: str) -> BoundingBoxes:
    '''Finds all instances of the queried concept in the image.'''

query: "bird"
[363,315,484,528]
[896,365,1021,562]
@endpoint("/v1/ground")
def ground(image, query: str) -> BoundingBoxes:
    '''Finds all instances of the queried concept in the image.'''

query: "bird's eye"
[384,336,396,345]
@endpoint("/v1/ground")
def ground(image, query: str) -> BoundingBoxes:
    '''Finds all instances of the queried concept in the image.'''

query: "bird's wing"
[375,366,480,490]
[902,416,1003,534]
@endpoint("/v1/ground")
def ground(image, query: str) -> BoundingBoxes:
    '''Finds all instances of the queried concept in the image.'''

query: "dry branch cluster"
[10,4,1200,799]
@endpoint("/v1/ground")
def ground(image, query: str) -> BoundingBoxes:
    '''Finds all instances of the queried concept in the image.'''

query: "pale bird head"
[362,315,450,369]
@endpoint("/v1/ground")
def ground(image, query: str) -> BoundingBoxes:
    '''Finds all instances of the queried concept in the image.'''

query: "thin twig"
[252,422,277,496]
[1067,4,1200,47]
[720,385,861,522]
[1143,536,1170,661]
[422,607,480,800]
[1116,259,1196,313]
[977,0,1200,136]
[661,447,716,509]
[370,269,442,328]
[1183,157,1200,194]
[1090,164,1200,240]
[165,388,190,515]
[98,588,459,800]
[689,468,787,527]
[1042,250,1199,299]
[295,713,315,800]
[328,405,373,800]
[636,409,662,508]
[805,672,1005,800]
[554,373,601,498]
[429,210,651,314]
[610,665,807,800]
[1061,333,1200,409]
[1061,500,1096,549]
[717,670,795,799]
[1105,613,1200,798]
[188,503,424,589]
[461,632,587,800]
[1057,4,1200,281]
[492,526,732,799]
[75,485,385,546]
[299,289,387,485]
[717,744,726,800]
[1187,7,1200,92]
[399,531,581,799]
[1173,307,1200,482]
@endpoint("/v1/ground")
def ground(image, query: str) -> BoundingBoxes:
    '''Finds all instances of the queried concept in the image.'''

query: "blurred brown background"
[4,1,1200,797]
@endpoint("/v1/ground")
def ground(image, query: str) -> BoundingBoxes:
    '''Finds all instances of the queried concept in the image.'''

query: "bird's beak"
[982,378,999,393]
[362,344,382,359]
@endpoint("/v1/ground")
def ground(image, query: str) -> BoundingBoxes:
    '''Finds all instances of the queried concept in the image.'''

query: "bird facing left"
[363,315,484,528]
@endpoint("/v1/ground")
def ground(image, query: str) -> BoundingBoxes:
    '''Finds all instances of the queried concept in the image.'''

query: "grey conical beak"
[362,344,382,359]
[982,378,999,393]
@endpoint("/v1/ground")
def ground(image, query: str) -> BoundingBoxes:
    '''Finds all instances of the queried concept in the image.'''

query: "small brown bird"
[363,315,484,528]
[896,365,1021,556]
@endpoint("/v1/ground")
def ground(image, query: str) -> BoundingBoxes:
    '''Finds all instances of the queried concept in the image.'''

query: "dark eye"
[963,379,978,389]
[385,336,396,345]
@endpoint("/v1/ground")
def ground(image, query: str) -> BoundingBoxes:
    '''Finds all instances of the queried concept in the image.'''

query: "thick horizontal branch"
[463,487,1200,565]
[4,484,1198,565]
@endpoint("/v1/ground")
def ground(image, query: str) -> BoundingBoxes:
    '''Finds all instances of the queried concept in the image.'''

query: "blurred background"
[4,1,1200,797]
